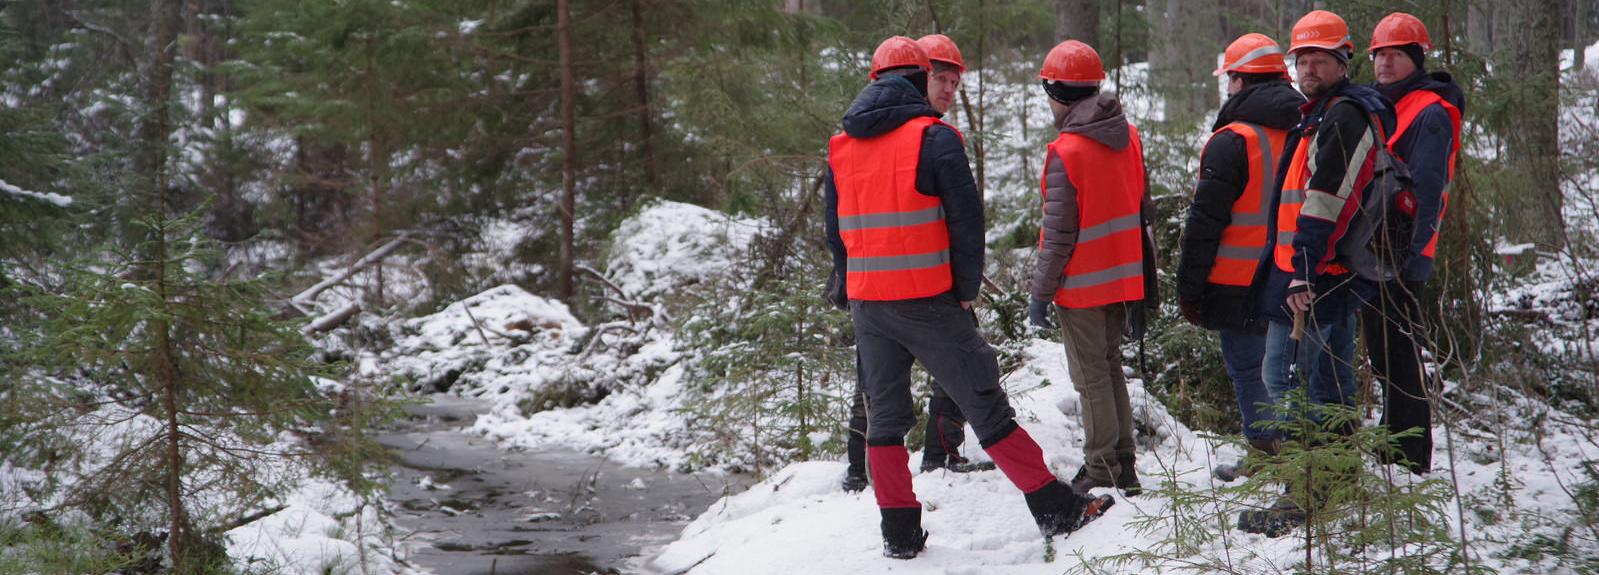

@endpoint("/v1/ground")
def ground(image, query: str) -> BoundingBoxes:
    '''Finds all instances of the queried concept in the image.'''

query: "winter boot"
[1214,437,1279,482]
[843,414,869,492]
[841,471,869,493]
[1114,454,1142,497]
[1236,496,1305,538]
[922,453,997,473]
[1069,466,1115,495]
[1025,480,1118,537]
[880,508,928,559]
[920,394,970,472]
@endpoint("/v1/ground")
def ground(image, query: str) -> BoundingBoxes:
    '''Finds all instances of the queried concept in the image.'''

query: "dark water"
[377,396,741,574]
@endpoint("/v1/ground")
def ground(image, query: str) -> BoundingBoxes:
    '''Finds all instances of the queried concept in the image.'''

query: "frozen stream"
[377,396,741,574]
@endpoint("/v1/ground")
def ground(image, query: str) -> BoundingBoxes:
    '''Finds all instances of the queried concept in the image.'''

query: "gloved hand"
[823,271,848,311]
[1027,297,1057,332]
[1179,298,1204,327]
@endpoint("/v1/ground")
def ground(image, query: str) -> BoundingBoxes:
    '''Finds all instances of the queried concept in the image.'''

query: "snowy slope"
[650,339,1599,575]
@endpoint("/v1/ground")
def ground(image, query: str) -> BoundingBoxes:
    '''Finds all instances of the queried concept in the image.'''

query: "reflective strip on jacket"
[830,115,954,301]
[1206,121,1288,286]
[1046,125,1148,308]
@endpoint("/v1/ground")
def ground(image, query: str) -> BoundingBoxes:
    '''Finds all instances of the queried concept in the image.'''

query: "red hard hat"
[1215,33,1288,77]
[1369,12,1432,52]
[870,36,931,79]
[1039,40,1105,86]
[1289,10,1355,55]
[917,34,965,72]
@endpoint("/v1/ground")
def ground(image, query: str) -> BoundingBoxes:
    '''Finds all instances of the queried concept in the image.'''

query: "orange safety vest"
[1046,125,1147,309]
[1205,122,1289,286]
[1273,126,1352,276]
[1389,89,1461,258]
[830,116,954,301]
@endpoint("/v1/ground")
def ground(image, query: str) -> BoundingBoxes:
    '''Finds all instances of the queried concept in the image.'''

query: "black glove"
[1179,298,1204,328]
[823,271,848,311]
[1028,297,1057,332]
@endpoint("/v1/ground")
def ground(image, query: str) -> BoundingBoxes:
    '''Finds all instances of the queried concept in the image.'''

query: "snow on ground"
[359,201,768,471]
[226,477,419,574]
[651,339,1291,574]
[652,337,1599,574]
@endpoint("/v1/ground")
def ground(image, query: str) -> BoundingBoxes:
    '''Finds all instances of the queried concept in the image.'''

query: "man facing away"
[1176,32,1306,482]
[825,36,1107,559]
[1024,39,1157,498]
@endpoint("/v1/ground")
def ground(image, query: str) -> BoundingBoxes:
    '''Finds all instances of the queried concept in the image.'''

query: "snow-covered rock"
[605,200,766,301]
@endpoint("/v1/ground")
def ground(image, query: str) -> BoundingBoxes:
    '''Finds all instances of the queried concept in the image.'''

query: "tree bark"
[1503,0,1568,251]
[1153,0,1219,123]
[1056,0,1099,46]
[141,0,187,569]
[558,0,577,301]
[631,0,657,187]
[363,34,388,307]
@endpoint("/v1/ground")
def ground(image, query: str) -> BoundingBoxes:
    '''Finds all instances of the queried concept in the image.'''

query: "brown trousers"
[1058,302,1135,483]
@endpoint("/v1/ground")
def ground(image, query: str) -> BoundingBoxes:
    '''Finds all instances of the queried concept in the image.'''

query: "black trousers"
[851,293,1014,447]
[1360,280,1434,473]
[847,369,965,475]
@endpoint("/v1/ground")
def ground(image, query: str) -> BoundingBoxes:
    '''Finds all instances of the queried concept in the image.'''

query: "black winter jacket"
[1176,81,1305,332]
[824,76,984,306]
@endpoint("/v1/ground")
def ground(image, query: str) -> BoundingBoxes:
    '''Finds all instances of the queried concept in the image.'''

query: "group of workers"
[824,9,1462,559]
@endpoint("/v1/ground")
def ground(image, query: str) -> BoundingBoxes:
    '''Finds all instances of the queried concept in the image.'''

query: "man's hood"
[1213,80,1306,132]
[841,76,938,138]
[1054,92,1131,150]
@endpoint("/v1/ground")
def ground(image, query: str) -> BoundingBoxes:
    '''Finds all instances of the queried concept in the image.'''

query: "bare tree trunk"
[1056,0,1099,46]
[1504,0,1569,251]
[558,0,577,301]
[141,0,186,568]
[363,35,387,307]
[1153,0,1219,123]
[1468,0,1496,55]
[631,0,657,188]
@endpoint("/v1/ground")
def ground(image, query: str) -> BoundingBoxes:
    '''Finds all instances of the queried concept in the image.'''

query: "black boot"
[880,508,928,559]
[1236,496,1305,537]
[1024,480,1090,537]
[843,415,869,492]
[1115,454,1142,497]
[1069,466,1114,495]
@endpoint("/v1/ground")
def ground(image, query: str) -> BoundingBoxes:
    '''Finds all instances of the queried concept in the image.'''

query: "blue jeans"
[1262,310,1358,427]
[1219,330,1275,441]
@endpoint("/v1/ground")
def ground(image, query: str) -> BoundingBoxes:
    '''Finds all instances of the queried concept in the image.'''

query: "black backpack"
[1333,108,1414,283]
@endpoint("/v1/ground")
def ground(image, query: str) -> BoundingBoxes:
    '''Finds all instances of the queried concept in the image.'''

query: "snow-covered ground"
[645,337,1599,574]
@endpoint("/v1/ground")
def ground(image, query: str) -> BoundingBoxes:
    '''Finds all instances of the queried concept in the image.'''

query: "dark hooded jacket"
[1374,70,1465,284]
[1028,92,1158,308]
[824,76,984,306]
[1176,81,1306,332]
[1255,78,1394,324]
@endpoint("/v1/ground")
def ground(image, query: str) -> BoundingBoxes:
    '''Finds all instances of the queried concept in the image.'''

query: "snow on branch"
[0,178,72,207]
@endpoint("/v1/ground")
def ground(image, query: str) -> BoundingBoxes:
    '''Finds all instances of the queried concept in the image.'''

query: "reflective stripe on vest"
[830,116,953,301]
[1048,124,1148,309]
[1273,130,1350,276]
[1390,89,1462,259]
[1206,122,1287,286]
